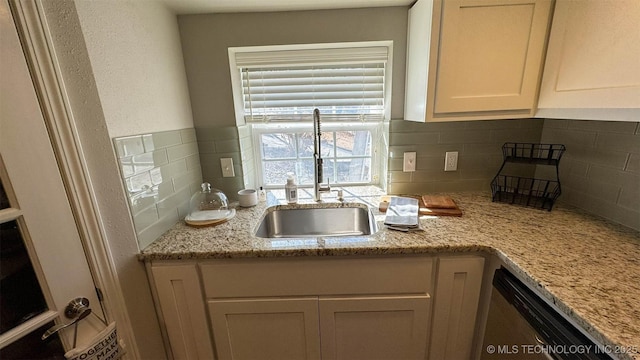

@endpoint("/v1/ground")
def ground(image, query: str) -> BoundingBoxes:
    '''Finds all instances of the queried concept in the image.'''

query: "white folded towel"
[384,196,419,228]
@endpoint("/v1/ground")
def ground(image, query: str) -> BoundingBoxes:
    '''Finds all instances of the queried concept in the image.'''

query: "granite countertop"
[141,191,640,359]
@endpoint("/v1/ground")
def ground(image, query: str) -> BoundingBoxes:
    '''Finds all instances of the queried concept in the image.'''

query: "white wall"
[39,0,197,358]
[75,0,194,138]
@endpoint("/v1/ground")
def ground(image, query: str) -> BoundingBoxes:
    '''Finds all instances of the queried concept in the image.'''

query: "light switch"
[221,158,235,177]
[403,152,416,172]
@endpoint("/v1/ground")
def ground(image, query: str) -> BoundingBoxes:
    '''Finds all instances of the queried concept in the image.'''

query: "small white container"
[238,189,258,207]
[285,173,298,204]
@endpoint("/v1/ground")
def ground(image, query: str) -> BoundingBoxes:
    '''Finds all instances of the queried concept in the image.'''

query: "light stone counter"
[140,192,640,359]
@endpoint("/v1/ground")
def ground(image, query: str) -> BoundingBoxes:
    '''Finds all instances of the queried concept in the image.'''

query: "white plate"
[185,209,235,222]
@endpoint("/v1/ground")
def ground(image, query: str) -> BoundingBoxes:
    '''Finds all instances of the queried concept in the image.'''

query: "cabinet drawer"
[200,256,433,298]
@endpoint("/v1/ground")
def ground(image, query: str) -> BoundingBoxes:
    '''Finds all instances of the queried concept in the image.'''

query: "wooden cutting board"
[379,195,462,217]
[422,195,457,209]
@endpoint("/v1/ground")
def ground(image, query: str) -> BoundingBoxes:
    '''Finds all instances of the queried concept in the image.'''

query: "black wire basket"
[491,175,561,211]
[501,143,566,165]
[491,143,566,211]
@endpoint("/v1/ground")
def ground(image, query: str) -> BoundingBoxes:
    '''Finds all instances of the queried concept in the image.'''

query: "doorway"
[0,0,106,356]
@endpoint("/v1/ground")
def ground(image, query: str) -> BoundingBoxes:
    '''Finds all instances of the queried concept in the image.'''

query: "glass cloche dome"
[188,182,228,217]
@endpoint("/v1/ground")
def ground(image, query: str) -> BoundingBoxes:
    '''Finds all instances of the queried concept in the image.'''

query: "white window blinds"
[230,43,390,122]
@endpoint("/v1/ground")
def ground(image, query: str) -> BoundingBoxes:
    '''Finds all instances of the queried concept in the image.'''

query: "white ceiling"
[160,0,413,14]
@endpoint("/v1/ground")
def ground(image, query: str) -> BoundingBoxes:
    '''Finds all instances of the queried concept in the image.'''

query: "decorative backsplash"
[113,120,638,249]
[387,119,544,194]
[114,128,202,248]
[540,119,639,230]
[195,126,245,200]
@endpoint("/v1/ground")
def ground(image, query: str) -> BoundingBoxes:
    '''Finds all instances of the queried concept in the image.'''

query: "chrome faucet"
[313,108,331,201]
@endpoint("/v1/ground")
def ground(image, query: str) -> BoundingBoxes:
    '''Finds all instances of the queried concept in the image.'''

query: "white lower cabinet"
[208,295,431,360]
[202,256,433,360]
[149,255,486,360]
[429,256,485,360]
[209,298,321,360]
[319,296,431,360]
[149,263,215,360]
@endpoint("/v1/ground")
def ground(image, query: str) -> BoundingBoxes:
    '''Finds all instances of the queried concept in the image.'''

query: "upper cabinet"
[405,0,553,122]
[536,0,640,121]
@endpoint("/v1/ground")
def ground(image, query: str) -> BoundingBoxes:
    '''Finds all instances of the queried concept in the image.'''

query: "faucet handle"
[319,178,331,192]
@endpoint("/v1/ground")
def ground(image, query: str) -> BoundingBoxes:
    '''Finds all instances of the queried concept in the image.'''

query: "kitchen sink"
[255,203,378,238]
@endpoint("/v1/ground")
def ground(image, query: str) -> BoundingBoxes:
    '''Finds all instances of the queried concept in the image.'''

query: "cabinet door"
[434,0,552,115]
[319,296,431,360]
[536,0,640,121]
[429,256,484,360]
[208,298,321,360]
[151,264,214,360]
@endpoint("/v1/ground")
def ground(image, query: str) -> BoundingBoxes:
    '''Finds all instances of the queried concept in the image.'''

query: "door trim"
[8,1,138,358]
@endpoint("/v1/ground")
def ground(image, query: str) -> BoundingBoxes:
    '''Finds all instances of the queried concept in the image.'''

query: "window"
[229,42,392,188]
[254,123,378,186]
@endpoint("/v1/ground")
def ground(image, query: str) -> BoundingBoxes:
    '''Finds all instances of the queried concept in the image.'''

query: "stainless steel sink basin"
[255,204,378,238]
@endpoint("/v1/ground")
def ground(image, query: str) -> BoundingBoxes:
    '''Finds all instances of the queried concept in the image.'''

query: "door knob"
[41,308,91,340]
[64,297,90,319]
[41,297,91,341]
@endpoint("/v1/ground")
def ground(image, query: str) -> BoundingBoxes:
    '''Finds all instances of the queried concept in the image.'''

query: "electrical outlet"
[221,158,235,177]
[444,151,458,171]
[403,152,417,172]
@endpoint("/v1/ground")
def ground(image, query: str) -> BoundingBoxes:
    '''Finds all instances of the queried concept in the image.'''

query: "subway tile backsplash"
[116,120,638,249]
[388,117,639,230]
[387,118,543,194]
[540,119,640,230]
[114,128,203,249]
[196,126,245,200]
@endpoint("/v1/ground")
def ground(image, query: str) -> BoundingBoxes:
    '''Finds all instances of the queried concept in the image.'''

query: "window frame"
[228,41,393,189]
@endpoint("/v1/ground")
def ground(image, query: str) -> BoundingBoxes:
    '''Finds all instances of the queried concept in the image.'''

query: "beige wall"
[178,7,409,127]
[178,7,406,196]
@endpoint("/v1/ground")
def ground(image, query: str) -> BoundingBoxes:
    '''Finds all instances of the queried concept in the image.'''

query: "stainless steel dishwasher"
[481,268,614,360]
